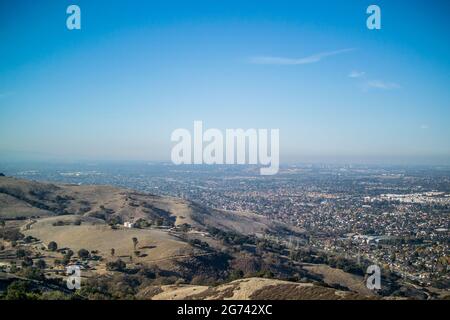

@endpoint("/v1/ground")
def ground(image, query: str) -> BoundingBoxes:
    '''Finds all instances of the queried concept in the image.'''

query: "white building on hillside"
[124,221,134,228]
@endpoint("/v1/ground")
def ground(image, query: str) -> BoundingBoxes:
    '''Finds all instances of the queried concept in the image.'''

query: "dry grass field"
[0,193,51,218]
[303,264,375,296]
[23,215,192,264]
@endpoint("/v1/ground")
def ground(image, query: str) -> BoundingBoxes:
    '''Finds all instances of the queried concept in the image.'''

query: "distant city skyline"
[1,0,449,165]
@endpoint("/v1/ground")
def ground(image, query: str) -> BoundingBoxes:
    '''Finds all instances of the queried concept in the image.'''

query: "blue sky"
[0,0,449,164]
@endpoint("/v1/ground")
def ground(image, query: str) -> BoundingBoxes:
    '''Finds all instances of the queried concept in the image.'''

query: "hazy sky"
[1,0,449,164]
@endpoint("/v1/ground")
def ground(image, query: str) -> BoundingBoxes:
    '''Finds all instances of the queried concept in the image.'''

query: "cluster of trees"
[48,241,89,265]
[187,238,210,250]
[52,219,81,227]
[141,204,175,227]
[133,218,152,229]
[0,278,73,300]
[23,236,37,244]
[16,248,30,258]
[228,259,275,282]
[207,227,256,246]
[0,227,24,242]
[177,223,191,232]
[56,250,74,265]
[289,248,367,276]
[0,281,41,300]
[76,264,184,299]
[107,215,122,226]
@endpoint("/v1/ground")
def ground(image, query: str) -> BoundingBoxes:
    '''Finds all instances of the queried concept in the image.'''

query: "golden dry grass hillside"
[139,277,372,300]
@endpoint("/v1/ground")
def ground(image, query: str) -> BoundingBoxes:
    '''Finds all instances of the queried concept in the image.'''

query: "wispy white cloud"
[250,48,356,65]
[365,80,401,90]
[420,124,429,130]
[348,71,400,92]
[348,70,365,78]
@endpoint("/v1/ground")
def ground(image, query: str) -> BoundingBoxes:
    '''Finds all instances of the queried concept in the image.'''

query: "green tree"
[78,248,90,259]
[155,218,164,227]
[60,249,74,265]
[35,259,46,269]
[48,241,58,251]
[132,237,138,250]
[21,257,33,267]
[110,248,115,257]
[229,269,244,281]
[64,249,74,259]
[16,249,28,258]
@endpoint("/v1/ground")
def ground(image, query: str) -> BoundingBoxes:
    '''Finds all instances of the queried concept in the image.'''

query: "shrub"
[106,259,126,272]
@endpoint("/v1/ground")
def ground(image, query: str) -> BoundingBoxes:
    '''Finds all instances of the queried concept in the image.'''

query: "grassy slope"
[140,277,372,300]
